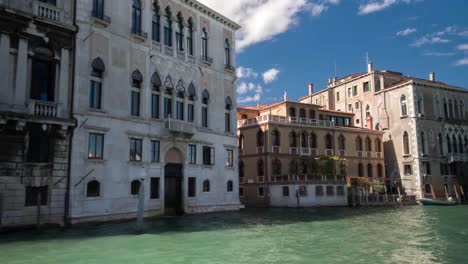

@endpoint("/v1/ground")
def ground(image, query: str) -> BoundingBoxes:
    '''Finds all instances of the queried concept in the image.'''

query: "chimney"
[308,83,314,95]
[429,72,435,82]
[379,75,385,90]
[366,115,374,130]
[367,61,373,73]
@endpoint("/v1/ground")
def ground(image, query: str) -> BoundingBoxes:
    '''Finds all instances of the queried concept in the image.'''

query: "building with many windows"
[69,0,241,223]
[304,62,468,201]
[0,0,76,227]
[237,96,384,207]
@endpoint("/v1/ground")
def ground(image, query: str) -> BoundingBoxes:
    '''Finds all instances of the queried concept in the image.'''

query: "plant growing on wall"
[288,158,299,176]
[306,157,318,178]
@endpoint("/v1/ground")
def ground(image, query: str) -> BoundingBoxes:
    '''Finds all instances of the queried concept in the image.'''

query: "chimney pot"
[429,72,435,82]
[308,83,314,95]
[367,61,373,73]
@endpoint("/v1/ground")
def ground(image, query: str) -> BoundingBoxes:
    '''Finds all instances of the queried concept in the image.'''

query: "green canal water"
[1,206,467,264]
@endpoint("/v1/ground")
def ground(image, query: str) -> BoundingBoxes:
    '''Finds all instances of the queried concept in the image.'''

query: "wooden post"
[453,185,460,205]
[444,184,449,200]
[397,187,402,206]
[430,184,436,200]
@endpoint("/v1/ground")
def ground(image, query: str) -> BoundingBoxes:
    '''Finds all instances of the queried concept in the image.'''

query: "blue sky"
[200,0,468,105]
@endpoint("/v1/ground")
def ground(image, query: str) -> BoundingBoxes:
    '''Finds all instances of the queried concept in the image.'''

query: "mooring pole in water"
[453,185,460,205]
[397,187,402,206]
[137,179,145,231]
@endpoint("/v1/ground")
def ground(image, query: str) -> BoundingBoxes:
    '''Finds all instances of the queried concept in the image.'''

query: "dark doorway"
[164,163,183,215]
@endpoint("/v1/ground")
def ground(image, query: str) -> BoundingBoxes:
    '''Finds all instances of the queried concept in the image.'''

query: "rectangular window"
[352,85,358,96]
[31,60,55,101]
[299,186,307,197]
[348,104,352,111]
[363,81,370,92]
[355,102,360,109]
[282,186,289,197]
[131,91,140,116]
[348,88,352,98]
[202,106,208,128]
[152,14,160,42]
[176,101,184,120]
[130,138,142,162]
[151,94,159,119]
[187,104,194,122]
[326,186,334,196]
[89,80,102,109]
[226,149,234,167]
[151,140,160,162]
[88,133,104,159]
[316,186,324,196]
[337,186,345,196]
[25,186,48,206]
[92,0,104,20]
[188,144,197,164]
[404,164,412,175]
[423,162,431,175]
[150,177,160,199]
[188,177,196,197]
[203,146,215,165]
[225,112,231,132]
[258,187,264,197]
[164,97,172,118]
[336,92,340,101]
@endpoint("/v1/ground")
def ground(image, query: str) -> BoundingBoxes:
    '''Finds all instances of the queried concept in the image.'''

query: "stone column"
[183,96,188,121]
[194,97,200,127]
[172,93,176,119]
[0,33,10,104]
[58,48,70,118]
[159,91,164,119]
[171,21,177,53]
[14,37,28,110]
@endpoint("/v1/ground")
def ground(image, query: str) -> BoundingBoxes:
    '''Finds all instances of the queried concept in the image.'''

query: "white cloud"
[457,44,468,51]
[262,68,280,84]
[236,67,258,79]
[237,82,263,103]
[309,0,340,16]
[358,0,417,15]
[459,31,468,37]
[423,51,456,57]
[199,0,310,51]
[411,36,450,47]
[455,58,468,66]
[397,28,417,36]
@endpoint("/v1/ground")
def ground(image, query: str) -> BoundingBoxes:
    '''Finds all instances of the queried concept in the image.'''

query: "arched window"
[367,164,373,178]
[87,180,100,197]
[131,70,143,88]
[90,58,105,109]
[131,70,143,117]
[377,164,383,178]
[459,135,464,154]
[30,46,56,102]
[132,0,142,35]
[224,39,231,67]
[201,28,208,60]
[309,133,317,149]
[425,184,432,194]
[309,110,316,119]
[438,133,444,156]
[338,135,346,150]
[452,135,458,153]
[434,95,440,117]
[301,132,308,148]
[420,132,426,155]
[365,137,372,152]
[358,163,364,177]
[176,12,184,51]
[257,130,264,147]
[375,138,382,153]
[356,136,363,151]
[239,161,245,177]
[151,72,162,119]
[299,109,306,118]
[152,1,160,42]
[225,96,232,132]
[131,180,141,195]
[289,107,296,117]
[187,18,194,56]
[271,130,280,146]
[403,132,410,155]
[203,180,210,192]
[366,105,371,116]
[227,180,233,192]
[272,159,282,176]
[447,134,452,153]
[201,89,209,128]
[449,99,454,118]
[163,7,172,46]
[238,135,244,150]
[443,99,448,118]
[465,135,468,152]
[325,134,333,149]
[289,131,297,147]
[400,95,407,117]
[416,95,423,115]
[257,159,264,176]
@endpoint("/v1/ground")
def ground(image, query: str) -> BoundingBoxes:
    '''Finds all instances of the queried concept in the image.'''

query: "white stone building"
[0,0,76,228]
[69,0,241,223]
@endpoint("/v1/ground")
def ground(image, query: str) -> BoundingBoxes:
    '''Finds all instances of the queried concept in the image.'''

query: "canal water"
[1,206,467,264]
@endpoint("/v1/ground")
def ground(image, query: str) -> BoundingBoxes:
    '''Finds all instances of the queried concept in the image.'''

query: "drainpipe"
[64,0,79,227]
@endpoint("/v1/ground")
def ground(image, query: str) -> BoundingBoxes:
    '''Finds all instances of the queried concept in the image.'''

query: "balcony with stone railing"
[29,100,60,118]
[448,153,468,163]
[177,50,185,61]
[201,56,213,65]
[238,114,335,129]
[164,118,195,135]
[165,46,174,57]
[36,1,61,22]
